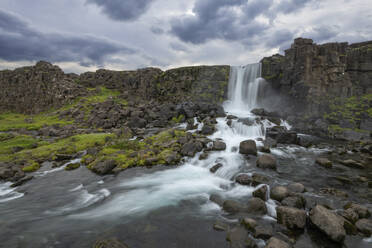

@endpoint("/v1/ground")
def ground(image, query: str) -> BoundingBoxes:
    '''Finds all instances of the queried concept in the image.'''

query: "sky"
[0,0,371,73]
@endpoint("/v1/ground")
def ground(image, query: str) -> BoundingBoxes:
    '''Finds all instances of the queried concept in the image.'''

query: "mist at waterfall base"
[0,64,371,248]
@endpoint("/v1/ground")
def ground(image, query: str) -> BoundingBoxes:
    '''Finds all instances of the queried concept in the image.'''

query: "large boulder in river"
[270,186,289,202]
[266,126,298,144]
[181,141,203,157]
[256,154,277,170]
[355,218,372,236]
[264,237,291,248]
[276,206,307,229]
[239,140,257,155]
[344,202,370,219]
[309,205,346,243]
[212,141,226,151]
[316,157,333,168]
[91,160,117,175]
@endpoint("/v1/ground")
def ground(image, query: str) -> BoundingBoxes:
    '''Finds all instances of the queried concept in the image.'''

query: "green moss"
[0,113,73,131]
[171,114,185,124]
[0,135,45,154]
[65,162,81,171]
[22,161,40,172]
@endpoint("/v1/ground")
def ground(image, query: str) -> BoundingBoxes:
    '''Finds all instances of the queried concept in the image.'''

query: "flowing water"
[0,64,371,247]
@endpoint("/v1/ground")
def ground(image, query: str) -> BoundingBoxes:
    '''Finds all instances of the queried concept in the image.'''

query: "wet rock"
[223,200,247,213]
[288,183,305,193]
[281,196,306,209]
[164,152,180,165]
[256,154,277,170]
[253,224,273,240]
[309,205,346,243]
[258,146,271,153]
[212,141,226,151]
[340,159,364,169]
[242,218,257,231]
[334,176,352,185]
[343,218,358,235]
[91,160,117,175]
[0,166,14,180]
[235,174,252,185]
[266,126,298,144]
[264,237,291,248]
[247,197,267,215]
[319,187,348,198]
[210,163,223,173]
[270,186,289,202]
[199,152,209,160]
[181,141,203,157]
[213,220,228,231]
[341,208,359,224]
[277,206,307,229]
[54,154,74,161]
[65,162,80,171]
[209,194,224,206]
[251,108,267,116]
[343,202,371,219]
[264,137,277,148]
[227,227,257,248]
[227,115,238,119]
[253,185,268,201]
[315,158,332,168]
[10,175,33,187]
[239,140,257,156]
[200,125,215,135]
[252,173,269,186]
[93,238,129,248]
[355,218,372,236]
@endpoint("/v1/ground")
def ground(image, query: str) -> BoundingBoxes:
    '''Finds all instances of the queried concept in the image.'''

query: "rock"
[355,218,372,236]
[270,186,289,202]
[212,141,226,151]
[343,218,358,235]
[91,160,117,175]
[315,158,332,168]
[276,206,307,229]
[252,185,268,201]
[252,173,269,186]
[340,159,365,169]
[239,140,257,155]
[281,196,306,209]
[93,238,129,248]
[309,205,346,243]
[65,162,80,171]
[235,174,252,185]
[343,202,371,219]
[210,163,223,173]
[201,125,215,135]
[223,200,247,213]
[227,115,238,119]
[264,137,277,148]
[256,154,277,170]
[199,152,209,160]
[10,175,33,187]
[254,224,273,240]
[266,126,298,144]
[258,146,271,153]
[54,154,74,161]
[181,141,203,157]
[213,220,228,231]
[227,227,257,248]
[264,237,291,248]
[242,218,257,231]
[0,166,14,180]
[247,197,267,215]
[251,108,267,116]
[341,208,359,224]
[288,182,305,193]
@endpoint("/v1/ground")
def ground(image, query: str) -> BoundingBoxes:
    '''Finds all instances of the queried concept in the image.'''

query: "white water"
[0,182,24,203]
[72,63,283,219]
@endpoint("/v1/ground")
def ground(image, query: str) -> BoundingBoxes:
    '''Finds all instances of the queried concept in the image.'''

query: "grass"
[0,135,46,154]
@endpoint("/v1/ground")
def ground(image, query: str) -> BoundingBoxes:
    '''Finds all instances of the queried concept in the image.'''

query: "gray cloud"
[169,42,189,52]
[86,0,153,21]
[275,0,313,14]
[0,9,135,66]
[150,26,164,35]
[301,26,339,43]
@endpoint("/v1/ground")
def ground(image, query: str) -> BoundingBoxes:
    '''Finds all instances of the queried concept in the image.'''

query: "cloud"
[86,0,153,21]
[275,0,313,14]
[0,9,135,66]
[150,26,165,35]
[169,42,189,52]
[300,26,339,43]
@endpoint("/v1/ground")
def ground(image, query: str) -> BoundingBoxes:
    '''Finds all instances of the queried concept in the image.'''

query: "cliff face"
[261,38,372,140]
[0,61,86,114]
[0,63,229,115]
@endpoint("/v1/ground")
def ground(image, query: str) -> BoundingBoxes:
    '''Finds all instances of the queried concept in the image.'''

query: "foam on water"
[0,182,24,203]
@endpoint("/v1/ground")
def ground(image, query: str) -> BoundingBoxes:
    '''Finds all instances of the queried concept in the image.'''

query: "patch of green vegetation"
[83,87,121,104]
[22,161,40,172]
[0,135,46,154]
[171,114,185,124]
[263,74,278,80]
[65,162,80,171]
[0,113,73,131]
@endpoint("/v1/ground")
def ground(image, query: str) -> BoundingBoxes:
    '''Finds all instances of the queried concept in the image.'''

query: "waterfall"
[225,63,263,114]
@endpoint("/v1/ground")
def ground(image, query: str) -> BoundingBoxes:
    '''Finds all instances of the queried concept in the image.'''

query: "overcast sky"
[0,0,371,73]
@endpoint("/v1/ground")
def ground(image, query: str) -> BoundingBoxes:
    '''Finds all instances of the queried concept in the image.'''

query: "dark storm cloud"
[170,0,272,44]
[0,9,135,66]
[86,0,153,21]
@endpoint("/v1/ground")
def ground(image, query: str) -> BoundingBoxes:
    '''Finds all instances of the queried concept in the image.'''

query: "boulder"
[270,186,289,202]
[54,154,74,161]
[253,224,273,240]
[235,174,252,185]
[65,162,80,171]
[264,237,291,248]
[341,208,359,224]
[252,185,268,201]
[264,137,277,148]
[340,159,365,169]
[276,206,307,229]
[209,194,224,206]
[316,158,332,168]
[256,154,277,170]
[247,197,267,215]
[93,238,129,248]
[239,140,257,155]
[355,218,372,236]
[91,160,117,175]
[181,141,203,157]
[201,125,215,135]
[242,218,257,231]
[252,173,270,186]
[266,126,298,144]
[309,205,346,243]
[343,202,371,219]
[223,200,247,213]
[258,146,271,153]
[212,141,226,151]
[288,183,305,193]
[281,196,306,209]
[227,227,257,248]
[210,163,223,173]
[10,175,33,187]
[0,166,14,180]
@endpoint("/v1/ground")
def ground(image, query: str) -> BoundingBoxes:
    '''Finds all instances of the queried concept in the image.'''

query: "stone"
[54,154,74,161]
[213,220,228,231]
[91,160,117,175]
[223,200,247,213]
[227,227,257,248]
[340,159,365,169]
[343,202,371,219]
[201,125,215,135]
[242,218,257,231]
[239,140,257,155]
[341,208,359,224]
[256,154,277,170]
[181,141,203,157]
[281,196,306,209]
[10,175,33,187]
[315,158,332,168]
[0,167,14,180]
[252,173,270,186]
[65,162,80,171]
[288,182,305,193]
[264,237,291,248]
[210,163,223,173]
[209,194,224,206]
[355,218,372,236]
[264,137,277,148]
[266,126,298,144]
[309,205,346,243]
[252,185,268,201]
[276,206,307,229]
[93,238,129,248]
[270,186,289,202]
[235,174,252,185]
[254,224,273,240]
[258,146,271,153]
[246,197,267,215]
[212,141,226,151]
